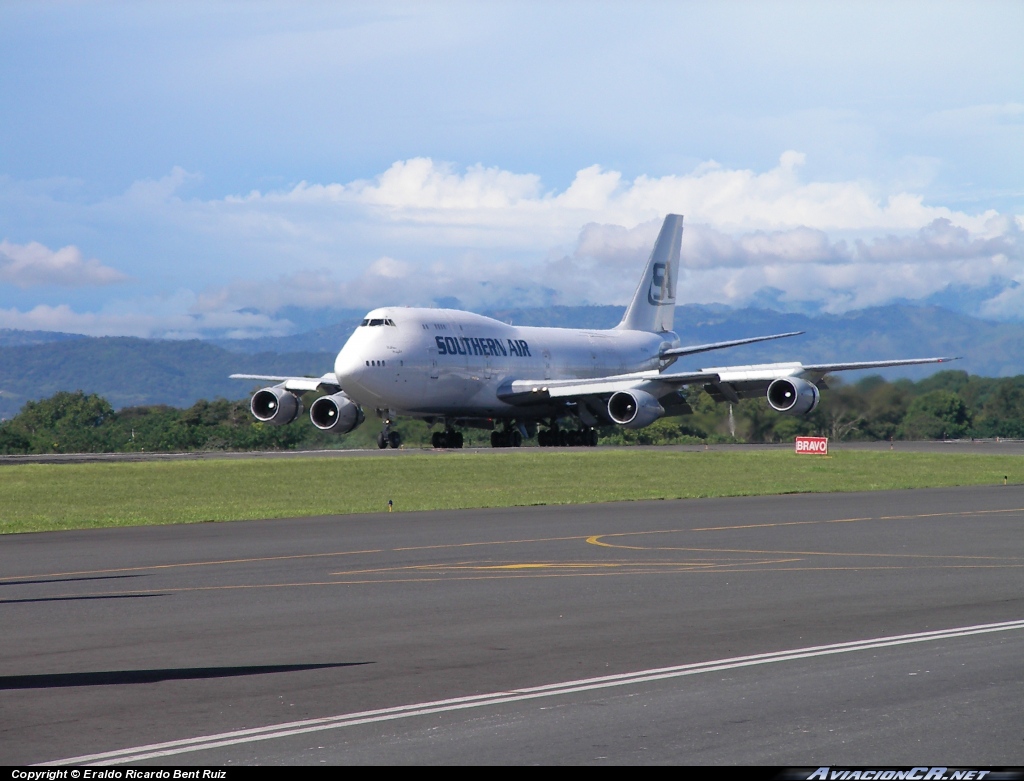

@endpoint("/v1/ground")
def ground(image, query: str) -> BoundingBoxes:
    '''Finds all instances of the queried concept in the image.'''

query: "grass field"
[1,449,1021,534]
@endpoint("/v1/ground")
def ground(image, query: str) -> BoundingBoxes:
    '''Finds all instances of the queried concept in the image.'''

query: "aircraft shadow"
[1,574,148,587]
[1,594,164,605]
[0,662,372,690]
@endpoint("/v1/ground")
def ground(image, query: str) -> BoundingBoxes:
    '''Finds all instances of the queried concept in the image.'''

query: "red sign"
[795,436,829,455]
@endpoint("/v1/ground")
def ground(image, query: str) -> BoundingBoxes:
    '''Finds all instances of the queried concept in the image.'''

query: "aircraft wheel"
[491,431,501,448]
[510,430,522,448]
[587,428,599,447]
[454,431,464,448]
[557,430,568,447]
[388,431,401,449]
[432,431,444,449]
[376,431,388,449]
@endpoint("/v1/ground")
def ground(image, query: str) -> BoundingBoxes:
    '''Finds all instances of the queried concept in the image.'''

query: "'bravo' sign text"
[795,436,828,455]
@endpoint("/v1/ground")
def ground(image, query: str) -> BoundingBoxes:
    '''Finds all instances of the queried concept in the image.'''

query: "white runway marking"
[46,618,1024,765]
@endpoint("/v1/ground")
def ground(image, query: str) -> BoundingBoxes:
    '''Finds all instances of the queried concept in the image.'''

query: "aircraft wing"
[797,358,960,373]
[660,330,804,359]
[229,373,341,393]
[497,356,957,406]
[497,370,719,403]
[696,357,958,403]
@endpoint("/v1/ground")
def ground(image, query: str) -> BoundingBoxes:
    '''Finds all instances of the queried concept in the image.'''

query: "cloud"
[0,240,129,288]
[193,253,560,317]
[234,152,1001,238]
[185,212,1021,321]
[0,295,293,340]
[191,269,352,315]
[922,102,1024,135]
[2,153,1022,339]
[350,159,545,210]
[534,213,1022,314]
[119,166,201,205]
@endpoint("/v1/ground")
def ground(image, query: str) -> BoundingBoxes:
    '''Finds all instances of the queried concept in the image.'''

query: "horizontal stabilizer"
[661,331,804,359]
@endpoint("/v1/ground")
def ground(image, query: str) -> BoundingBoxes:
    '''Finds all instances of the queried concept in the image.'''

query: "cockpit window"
[360,317,397,327]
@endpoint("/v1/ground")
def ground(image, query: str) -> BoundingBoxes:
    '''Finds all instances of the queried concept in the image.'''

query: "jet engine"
[309,393,365,434]
[607,389,665,429]
[766,377,820,416]
[250,387,303,425]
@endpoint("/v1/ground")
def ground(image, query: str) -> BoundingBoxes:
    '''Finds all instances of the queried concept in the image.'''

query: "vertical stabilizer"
[616,214,683,333]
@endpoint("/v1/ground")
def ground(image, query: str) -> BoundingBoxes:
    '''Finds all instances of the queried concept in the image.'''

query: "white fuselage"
[334,307,679,418]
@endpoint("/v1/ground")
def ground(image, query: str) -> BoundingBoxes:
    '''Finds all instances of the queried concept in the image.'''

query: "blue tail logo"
[647,261,675,305]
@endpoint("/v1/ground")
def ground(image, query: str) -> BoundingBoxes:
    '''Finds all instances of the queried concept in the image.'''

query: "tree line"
[0,370,1021,455]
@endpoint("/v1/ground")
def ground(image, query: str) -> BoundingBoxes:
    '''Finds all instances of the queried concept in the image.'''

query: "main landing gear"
[376,418,401,449]
[490,428,522,448]
[431,429,464,449]
[537,424,598,447]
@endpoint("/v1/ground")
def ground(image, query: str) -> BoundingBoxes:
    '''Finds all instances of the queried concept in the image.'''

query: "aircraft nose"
[334,346,366,388]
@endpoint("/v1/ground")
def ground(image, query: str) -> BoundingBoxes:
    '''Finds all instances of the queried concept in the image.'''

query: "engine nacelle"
[309,393,365,434]
[251,387,303,425]
[607,390,665,429]
[767,377,820,416]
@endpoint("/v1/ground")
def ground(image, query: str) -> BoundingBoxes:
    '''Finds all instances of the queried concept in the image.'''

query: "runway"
[2,486,1023,765]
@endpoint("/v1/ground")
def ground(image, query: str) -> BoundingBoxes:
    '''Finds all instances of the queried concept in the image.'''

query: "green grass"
[0,450,1020,534]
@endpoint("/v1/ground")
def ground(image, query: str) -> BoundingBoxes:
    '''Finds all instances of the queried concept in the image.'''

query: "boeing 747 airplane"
[232,215,954,448]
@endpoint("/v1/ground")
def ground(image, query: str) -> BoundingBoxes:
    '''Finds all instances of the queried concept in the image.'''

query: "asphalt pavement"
[3,485,1023,765]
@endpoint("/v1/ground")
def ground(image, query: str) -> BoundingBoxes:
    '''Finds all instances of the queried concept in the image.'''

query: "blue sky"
[1,1,1021,338]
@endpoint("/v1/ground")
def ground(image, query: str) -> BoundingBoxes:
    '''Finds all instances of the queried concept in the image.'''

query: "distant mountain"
[210,305,632,354]
[667,304,1021,380]
[0,328,88,347]
[0,337,331,420]
[210,308,368,354]
[212,303,1023,380]
[484,305,628,330]
[487,303,1018,381]
[1,303,1021,419]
